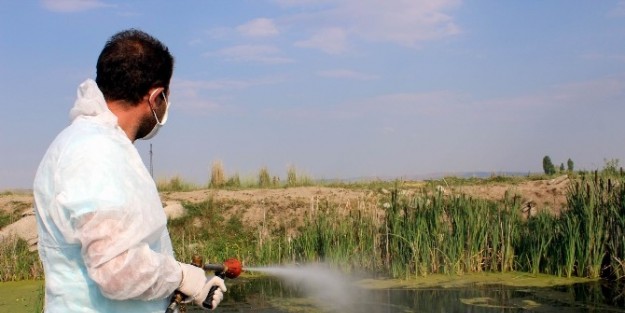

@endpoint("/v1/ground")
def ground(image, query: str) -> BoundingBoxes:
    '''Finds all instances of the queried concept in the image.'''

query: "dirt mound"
[453,175,569,216]
[161,186,378,227]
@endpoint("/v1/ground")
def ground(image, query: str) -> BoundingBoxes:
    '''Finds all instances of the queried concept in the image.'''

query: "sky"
[1,0,625,190]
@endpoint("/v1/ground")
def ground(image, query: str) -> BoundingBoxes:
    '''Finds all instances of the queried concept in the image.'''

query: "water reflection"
[189,277,625,313]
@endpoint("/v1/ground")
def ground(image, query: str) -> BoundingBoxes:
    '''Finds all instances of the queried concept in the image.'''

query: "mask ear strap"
[148,88,163,104]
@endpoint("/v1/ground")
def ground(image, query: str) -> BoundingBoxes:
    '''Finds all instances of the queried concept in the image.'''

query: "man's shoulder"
[53,119,129,160]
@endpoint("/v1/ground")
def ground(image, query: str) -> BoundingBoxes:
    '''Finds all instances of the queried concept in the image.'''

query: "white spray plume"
[247,263,368,312]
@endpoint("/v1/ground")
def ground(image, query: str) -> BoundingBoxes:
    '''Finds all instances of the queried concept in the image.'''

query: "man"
[33,29,226,312]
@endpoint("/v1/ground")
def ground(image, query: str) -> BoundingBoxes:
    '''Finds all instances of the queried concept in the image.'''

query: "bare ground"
[0,177,570,250]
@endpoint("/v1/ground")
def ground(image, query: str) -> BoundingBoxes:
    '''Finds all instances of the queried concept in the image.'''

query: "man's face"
[136,90,169,140]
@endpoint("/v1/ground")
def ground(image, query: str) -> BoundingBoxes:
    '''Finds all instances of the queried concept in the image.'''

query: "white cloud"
[295,27,348,54]
[237,18,280,38]
[41,0,112,12]
[317,69,377,80]
[339,0,461,47]
[282,0,461,50]
[205,45,294,64]
[206,1,461,55]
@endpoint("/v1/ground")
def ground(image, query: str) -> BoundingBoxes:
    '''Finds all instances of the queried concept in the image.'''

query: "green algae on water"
[0,280,44,313]
[460,297,541,310]
[355,272,595,290]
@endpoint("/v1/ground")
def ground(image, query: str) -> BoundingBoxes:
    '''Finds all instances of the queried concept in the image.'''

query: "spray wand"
[166,256,243,313]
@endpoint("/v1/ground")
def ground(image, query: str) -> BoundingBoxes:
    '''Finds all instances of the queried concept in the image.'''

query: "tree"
[560,163,565,172]
[543,156,556,175]
[567,158,574,172]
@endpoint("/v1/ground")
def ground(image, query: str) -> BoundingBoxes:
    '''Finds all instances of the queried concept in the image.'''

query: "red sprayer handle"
[204,258,243,279]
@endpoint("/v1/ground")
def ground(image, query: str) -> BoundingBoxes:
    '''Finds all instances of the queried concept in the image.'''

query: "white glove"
[198,276,227,309]
[178,262,227,310]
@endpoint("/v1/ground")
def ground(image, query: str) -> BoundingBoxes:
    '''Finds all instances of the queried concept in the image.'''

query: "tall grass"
[159,163,317,191]
[287,165,297,187]
[225,172,241,188]
[258,167,271,188]
[156,176,200,192]
[0,236,42,281]
[0,209,19,229]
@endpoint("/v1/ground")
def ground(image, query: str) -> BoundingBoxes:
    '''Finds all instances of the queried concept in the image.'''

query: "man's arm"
[76,213,181,300]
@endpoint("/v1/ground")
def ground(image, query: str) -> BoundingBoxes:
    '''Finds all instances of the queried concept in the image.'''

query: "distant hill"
[320,171,538,183]
[410,171,535,180]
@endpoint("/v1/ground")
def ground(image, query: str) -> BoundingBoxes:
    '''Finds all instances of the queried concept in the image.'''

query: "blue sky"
[2,0,625,190]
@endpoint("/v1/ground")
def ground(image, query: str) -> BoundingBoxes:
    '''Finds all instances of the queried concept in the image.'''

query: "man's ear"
[148,87,165,105]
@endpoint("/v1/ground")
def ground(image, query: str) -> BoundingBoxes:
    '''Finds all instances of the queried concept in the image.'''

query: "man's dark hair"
[96,29,174,105]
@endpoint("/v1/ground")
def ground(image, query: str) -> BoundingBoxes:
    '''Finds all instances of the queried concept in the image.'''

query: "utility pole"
[150,143,153,178]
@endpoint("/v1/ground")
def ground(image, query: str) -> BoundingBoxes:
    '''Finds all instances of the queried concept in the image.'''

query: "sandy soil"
[0,178,570,250]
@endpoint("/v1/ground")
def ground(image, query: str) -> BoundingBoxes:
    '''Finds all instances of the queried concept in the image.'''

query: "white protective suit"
[33,79,181,312]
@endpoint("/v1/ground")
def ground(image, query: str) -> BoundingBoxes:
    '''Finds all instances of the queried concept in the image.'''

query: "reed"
[560,213,579,277]
[605,179,625,279]
[564,178,608,278]
[500,193,521,272]
[518,210,554,274]
[287,199,379,269]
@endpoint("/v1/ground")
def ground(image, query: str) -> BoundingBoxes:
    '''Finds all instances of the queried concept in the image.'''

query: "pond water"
[189,277,625,313]
[1,275,622,312]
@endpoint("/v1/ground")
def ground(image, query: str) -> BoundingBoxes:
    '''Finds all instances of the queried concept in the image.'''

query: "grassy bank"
[3,172,625,283]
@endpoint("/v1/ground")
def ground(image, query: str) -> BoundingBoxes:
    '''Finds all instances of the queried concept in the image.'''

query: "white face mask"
[140,90,170,140]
